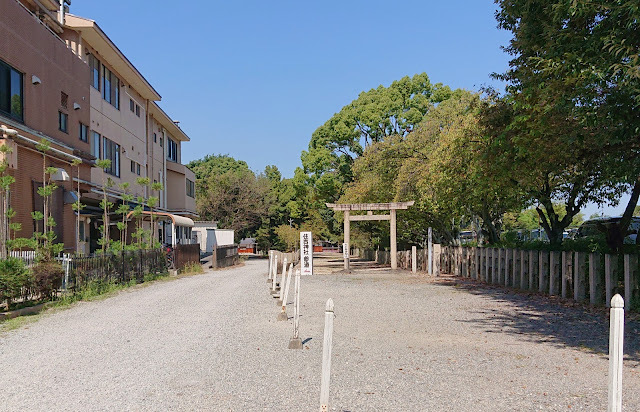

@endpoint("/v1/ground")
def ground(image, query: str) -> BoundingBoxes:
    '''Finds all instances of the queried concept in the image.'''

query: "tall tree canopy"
[495,0,640,249]
[302,73,453,205]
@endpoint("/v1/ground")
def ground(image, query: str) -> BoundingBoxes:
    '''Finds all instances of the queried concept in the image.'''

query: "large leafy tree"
[302,73,453,205]
[495,0,640,249]
[188,155,269,241]
[342,90,523,246]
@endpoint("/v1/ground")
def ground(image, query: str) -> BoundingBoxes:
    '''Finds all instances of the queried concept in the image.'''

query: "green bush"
[0,258,32,310]
[33,261,64,300]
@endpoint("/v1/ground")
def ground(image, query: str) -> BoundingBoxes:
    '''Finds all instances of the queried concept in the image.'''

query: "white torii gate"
[326,201,415,270]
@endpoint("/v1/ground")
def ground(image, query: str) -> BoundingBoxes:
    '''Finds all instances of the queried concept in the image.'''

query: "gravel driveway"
[1,255,639,411]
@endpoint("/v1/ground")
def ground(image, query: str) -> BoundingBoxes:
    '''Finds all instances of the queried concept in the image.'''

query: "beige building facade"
[0,0,198,254]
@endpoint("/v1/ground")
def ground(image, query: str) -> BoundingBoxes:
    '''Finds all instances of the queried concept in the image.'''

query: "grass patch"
[0,313,42,334]
[1,270,170,332]
[180,262,204,276]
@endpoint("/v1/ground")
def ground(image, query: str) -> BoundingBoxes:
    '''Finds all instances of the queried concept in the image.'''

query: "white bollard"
[427,227,433,275]
[411,246,417,273]
[278,263,294,320]
[273,258,286,296]
[268,250,273,281]
[608,294,624,412]
[271,255,280,293]
[319,298,335,412]
[289,269,302,349]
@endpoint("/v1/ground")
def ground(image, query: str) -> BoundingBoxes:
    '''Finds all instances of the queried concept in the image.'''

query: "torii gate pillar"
[326,202,414,270]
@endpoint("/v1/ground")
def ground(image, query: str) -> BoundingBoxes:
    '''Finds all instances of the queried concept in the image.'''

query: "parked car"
[575,216,640,244]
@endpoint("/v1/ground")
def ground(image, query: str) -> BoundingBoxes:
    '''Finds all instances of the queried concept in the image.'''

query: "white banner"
[300,231,313,276]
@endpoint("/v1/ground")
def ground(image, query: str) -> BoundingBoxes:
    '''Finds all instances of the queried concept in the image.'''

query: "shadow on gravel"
[431,277,640,363]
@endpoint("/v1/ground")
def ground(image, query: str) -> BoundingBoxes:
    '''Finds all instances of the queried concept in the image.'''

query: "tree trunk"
[603,178,640,253]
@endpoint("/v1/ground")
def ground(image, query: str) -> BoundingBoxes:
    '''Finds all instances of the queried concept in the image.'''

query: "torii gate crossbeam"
[326,202,414,270]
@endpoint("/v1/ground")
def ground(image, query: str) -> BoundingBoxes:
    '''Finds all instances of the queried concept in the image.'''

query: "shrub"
[33,261,64,300]
[0,257,31,310]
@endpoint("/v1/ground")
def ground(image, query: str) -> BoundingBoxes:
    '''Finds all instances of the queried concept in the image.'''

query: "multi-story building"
[0,0,93,252]
[0,0,198,254]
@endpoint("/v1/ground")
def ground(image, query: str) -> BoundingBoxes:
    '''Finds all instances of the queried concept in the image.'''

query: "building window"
[58,111,68,133]
[186,179,195,198]
[79,123,88,142]
[79,220,85,242]
[0,59,24,122]
[159,137,163,147]
[167,138,178,162]
[135,104,140,117]
[102,66,120,109]
[129,98,134,112]
[60,92,68,109]
[153,132,157,143]
[92,131,101,159]
[88,53,100,91]
[130,160,141,176]
[102,136,120,177]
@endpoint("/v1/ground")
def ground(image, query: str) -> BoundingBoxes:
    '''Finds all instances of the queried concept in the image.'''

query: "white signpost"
[343,242,349,271]
[300,231,313,276]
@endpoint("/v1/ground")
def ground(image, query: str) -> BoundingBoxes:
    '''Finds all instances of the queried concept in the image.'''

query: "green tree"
[495,0,640,249]
[0,144,15,259]
[71,159,85,254]
[188,154,268,241]
[301,74,454,242]
[95,159,114,254]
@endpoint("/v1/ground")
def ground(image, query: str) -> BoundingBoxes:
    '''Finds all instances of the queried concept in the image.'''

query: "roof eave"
[65,14,161,102]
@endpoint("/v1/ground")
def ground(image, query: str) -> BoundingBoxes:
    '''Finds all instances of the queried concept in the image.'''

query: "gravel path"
[1,255,640,411]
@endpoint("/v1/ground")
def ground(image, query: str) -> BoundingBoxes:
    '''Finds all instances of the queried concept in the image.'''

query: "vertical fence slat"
[605,254,618,307]
[624,254,639,309]
[574,252,587,302]
[528,250,537,291]
[550,251,560,295]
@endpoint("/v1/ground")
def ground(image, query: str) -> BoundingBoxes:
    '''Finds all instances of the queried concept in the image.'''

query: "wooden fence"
[357,245,640,309]
[268,250,300,273]
[356,248,438,273]
[439,246,640,308]
[212,244,240,269]
[173,244,201,271]
[68,249,167,289]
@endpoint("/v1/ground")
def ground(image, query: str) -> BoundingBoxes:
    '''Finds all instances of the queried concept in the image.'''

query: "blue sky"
[70,0,630,217]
